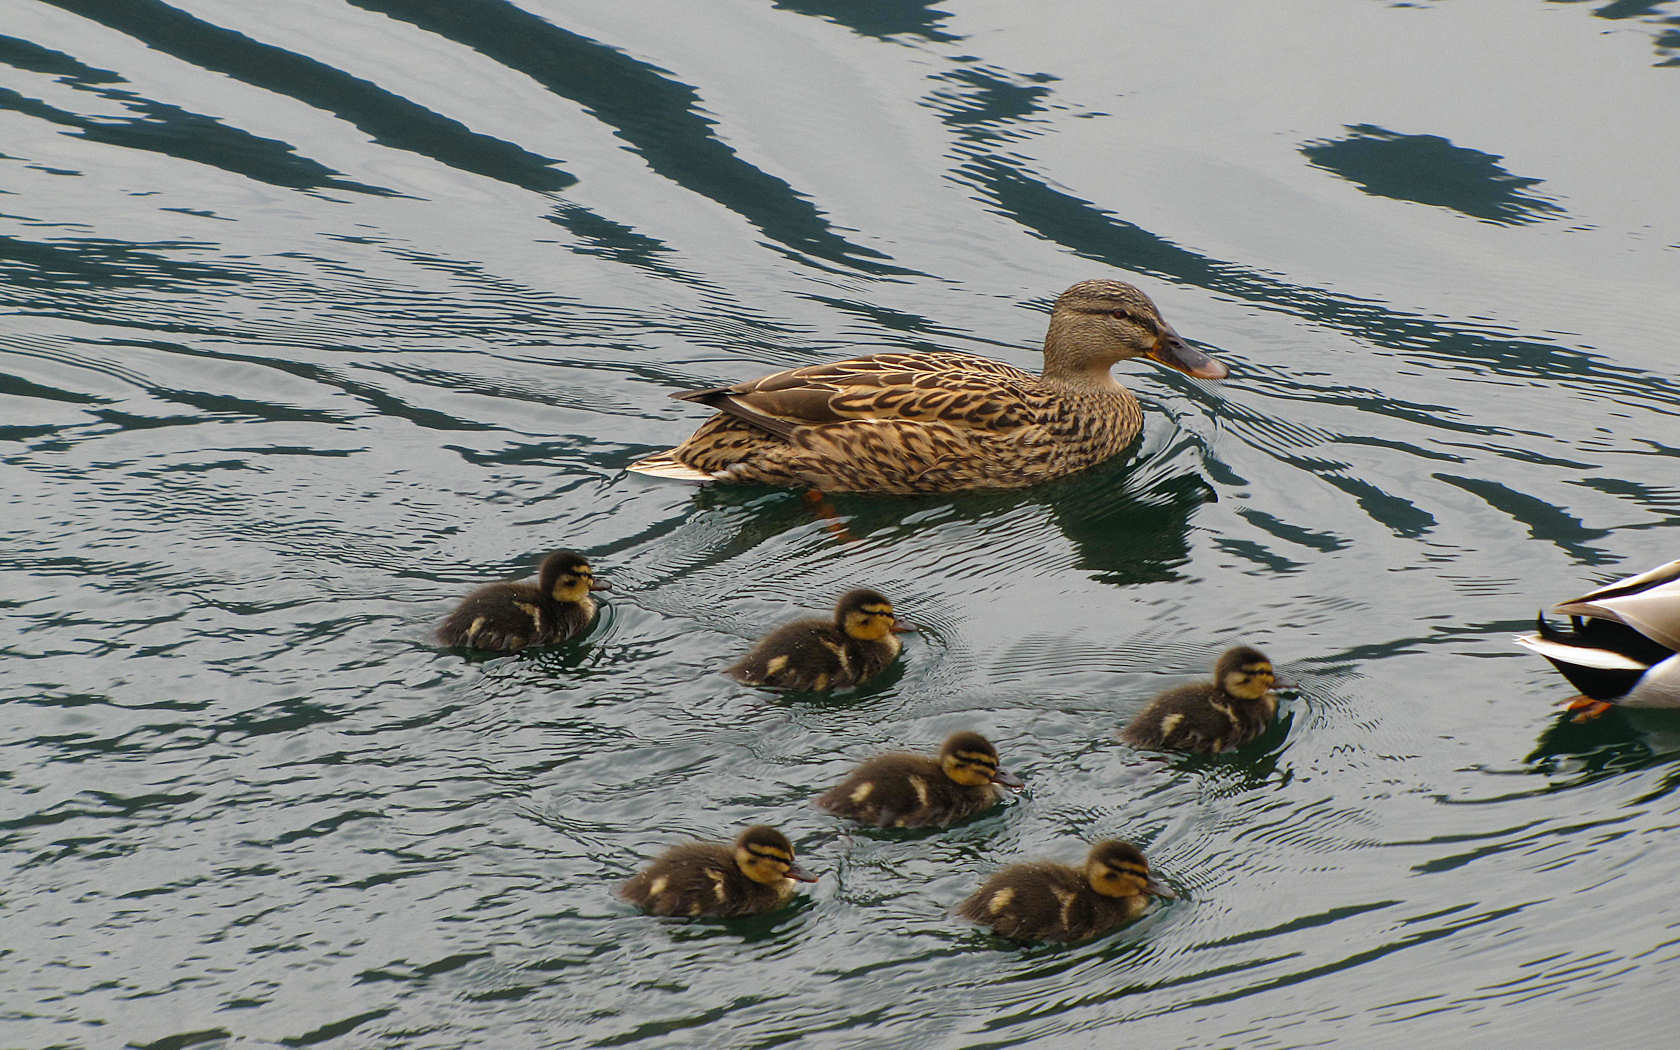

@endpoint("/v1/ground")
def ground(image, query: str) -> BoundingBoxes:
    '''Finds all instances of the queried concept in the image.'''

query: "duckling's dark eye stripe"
[860,605,893,616]
[957,752,997,769]
[747,846,791,862]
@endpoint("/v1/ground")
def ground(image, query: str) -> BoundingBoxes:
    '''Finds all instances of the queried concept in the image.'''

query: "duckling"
[436,550,609,651]
[955,839,1173,943]
[815,731,1024,828]
[1516,559,1680,721]
[726,588,910,691]
[619,824,817,918]
[1119,646,1279,754]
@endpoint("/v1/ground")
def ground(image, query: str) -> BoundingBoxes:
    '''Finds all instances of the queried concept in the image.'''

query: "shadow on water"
[772,0,961,43]
[1301,124,1564,226]
[345,0,909,275]
[0,233,250,294]
[35,0,574,193]
[1552,0,1680,66]
[0,35,390,196]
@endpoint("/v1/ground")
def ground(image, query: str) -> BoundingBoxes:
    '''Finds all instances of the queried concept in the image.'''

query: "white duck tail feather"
[1514,633,1649,671]
[628,454,714,482]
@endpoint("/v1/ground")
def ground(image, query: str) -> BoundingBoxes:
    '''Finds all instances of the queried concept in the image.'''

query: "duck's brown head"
[1043,279,1226,382]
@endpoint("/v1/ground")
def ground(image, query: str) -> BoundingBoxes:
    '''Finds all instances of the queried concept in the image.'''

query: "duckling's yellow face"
[550,562,598,604]
[734,836,809,886]
[842,600,898,642]
[1087,853,1154,899]
[1222,658,1276,701]
[942,744,1003,787]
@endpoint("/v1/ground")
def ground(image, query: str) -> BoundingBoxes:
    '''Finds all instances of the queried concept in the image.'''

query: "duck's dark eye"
[1110,309,1133,321]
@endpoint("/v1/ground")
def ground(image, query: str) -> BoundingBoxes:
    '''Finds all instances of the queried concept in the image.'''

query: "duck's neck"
[1040,340,1125,390]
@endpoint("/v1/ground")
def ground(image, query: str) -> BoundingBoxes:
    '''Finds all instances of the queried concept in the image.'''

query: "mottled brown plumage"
[815,731,1024,828]
[436,550,608,652]
[619,825,817,918]
[956,840,1173,943]
[727,589,907,691]
[1119,646,1279,753]
[629,280,1227,493]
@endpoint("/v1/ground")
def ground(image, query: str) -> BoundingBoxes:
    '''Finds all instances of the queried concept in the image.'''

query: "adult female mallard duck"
[436,550,609,651]
[629,279,1226,494]
[815,731,1024,828]
[1118,646,1280,753]
[619,825,817,918]
[727,588,911,691]
[955,840,1174,943]
[1516,559,1680,721]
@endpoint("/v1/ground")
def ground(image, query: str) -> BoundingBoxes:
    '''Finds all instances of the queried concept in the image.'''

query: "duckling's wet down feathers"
[436,550,608,652]
[620,825,817,919]
[727,589,910,691]
[956,840,1172,943]
[815,731,1023,828]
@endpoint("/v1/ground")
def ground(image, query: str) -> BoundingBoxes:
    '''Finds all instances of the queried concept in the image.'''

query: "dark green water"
[4,2,1679,1047]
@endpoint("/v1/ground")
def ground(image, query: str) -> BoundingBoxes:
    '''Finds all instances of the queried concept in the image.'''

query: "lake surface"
[4,1,1679,1047]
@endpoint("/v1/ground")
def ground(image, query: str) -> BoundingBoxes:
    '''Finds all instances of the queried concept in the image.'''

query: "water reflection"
[772,0,960,43]
[1301,124,1563,226]
[1554,0,1680,66]
[347,0,905,272]
[672,433,1211,590]
[40,0,574,192]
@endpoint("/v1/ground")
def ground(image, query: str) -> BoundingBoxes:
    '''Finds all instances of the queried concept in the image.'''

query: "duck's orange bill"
[1150,328,1228,380]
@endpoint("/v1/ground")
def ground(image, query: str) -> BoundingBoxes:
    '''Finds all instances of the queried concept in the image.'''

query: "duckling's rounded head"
[1214,646,1276,701]
[1044,279,1226,381]
[733,825,817,886]
[835,589,900,642]
[537,550,610,603]
[1085,840,1175,900]
[939,731,1024,790]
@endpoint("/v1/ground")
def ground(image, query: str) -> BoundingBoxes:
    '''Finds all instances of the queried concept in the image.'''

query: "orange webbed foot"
[1562,696,1615,723]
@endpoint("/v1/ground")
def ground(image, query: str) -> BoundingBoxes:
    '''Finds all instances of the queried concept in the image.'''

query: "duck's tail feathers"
[628,453,714,483]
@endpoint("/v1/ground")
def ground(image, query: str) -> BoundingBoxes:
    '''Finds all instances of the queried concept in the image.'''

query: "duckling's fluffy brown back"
[726,618,899,691]
[436,580,595,651]
[619,842,791,918]
[815,752,1002,828]
[956,861,1149,943]
[1119,681,1276,754]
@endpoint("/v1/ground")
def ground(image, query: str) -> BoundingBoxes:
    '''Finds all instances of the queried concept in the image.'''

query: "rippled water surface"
[6,1,1680,1047]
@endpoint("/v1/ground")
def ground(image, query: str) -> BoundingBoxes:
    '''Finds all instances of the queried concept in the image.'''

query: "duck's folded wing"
[675,351,1039,438]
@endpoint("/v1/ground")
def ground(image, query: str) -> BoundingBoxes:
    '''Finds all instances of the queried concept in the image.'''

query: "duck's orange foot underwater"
[1562,696,1615,723]
[802,488,854,543]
